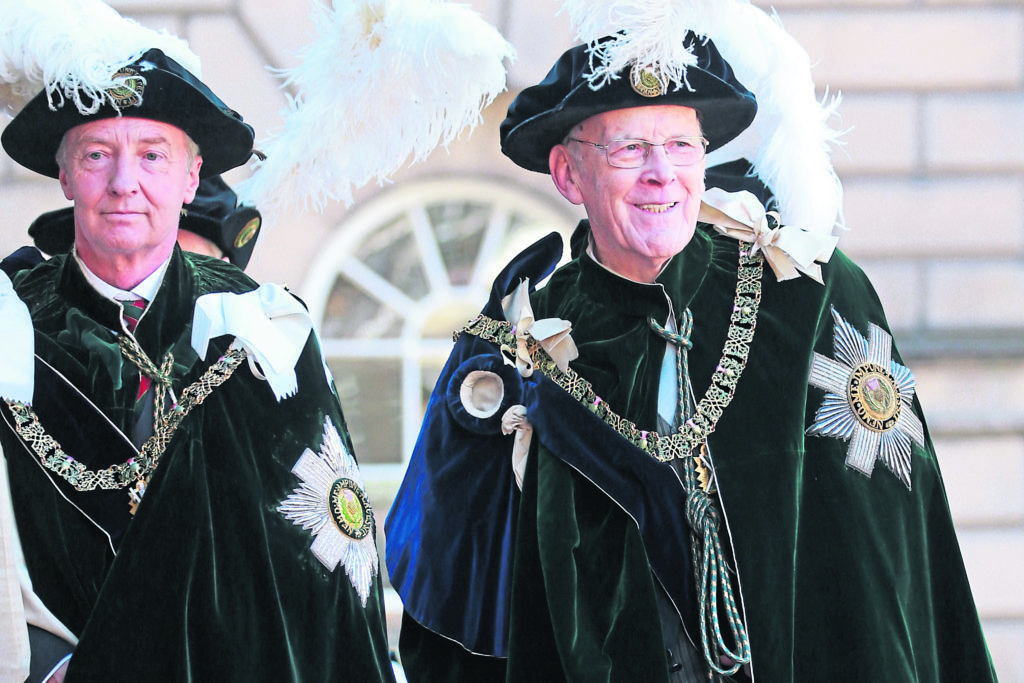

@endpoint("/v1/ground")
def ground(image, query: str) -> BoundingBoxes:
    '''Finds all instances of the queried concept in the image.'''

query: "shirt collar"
[584,233,672,284]
[73,248,170,303]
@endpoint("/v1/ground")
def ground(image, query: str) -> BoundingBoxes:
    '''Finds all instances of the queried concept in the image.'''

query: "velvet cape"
[0,248,396,682]
[388,223,995,682]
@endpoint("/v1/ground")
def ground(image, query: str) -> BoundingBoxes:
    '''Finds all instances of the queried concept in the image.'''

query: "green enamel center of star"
[328,478,371,540]
[847,363,901,432]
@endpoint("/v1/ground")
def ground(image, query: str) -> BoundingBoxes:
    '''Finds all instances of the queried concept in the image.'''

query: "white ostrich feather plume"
[237,0,515,217]
[563,0,732,92]
[562,0,845,237]
[704,4,845,236]
[0,0,200,117]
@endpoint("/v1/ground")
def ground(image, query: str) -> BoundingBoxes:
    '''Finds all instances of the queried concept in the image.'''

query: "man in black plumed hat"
[385,19,996,683]
[0,49,396,683]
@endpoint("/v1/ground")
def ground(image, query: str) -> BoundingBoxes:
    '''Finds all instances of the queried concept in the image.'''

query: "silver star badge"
[278,417,378,606]
[807,307,925,490]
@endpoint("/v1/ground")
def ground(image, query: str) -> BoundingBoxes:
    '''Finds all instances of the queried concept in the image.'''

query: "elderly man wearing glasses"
[385,4,996,683]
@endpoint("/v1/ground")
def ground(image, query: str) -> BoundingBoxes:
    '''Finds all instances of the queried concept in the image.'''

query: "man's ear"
[183,156,203,204]
[59,168,74,201]
[549,144,584,206]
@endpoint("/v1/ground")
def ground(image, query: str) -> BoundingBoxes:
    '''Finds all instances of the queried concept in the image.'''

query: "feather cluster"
[704,4,845,236]
[561,0,845,237]
[236,0,515,217]
[564,0,732,93]
[0,0,199,118]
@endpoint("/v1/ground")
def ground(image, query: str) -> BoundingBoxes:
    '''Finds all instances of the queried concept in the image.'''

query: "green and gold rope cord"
[651,311,751,677]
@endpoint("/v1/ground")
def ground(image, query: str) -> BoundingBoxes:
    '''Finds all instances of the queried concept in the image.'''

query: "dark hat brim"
[500,35,757,174]
[1,48,254,179]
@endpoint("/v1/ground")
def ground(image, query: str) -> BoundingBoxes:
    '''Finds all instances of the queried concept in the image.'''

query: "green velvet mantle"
[507,223,995,682]
[400,222,995,682]
[1,248,396,682]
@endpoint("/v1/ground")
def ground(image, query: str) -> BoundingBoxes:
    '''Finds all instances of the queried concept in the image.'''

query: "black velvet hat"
[500,33,757,174]
[27,175,262,269]
[1,48,254,179]
[178,175,262,268]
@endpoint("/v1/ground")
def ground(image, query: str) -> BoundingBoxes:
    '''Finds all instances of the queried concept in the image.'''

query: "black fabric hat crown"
[1,48,254,179]
[179,175,262,268]
[500,32,757,174]
[27,175,262,269]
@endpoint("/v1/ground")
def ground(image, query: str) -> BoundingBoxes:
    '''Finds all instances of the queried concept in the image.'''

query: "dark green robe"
[395,223,996,682]
[1,248,396,682]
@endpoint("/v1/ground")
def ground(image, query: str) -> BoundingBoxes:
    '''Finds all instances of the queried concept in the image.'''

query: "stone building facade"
[0,0,1021,678]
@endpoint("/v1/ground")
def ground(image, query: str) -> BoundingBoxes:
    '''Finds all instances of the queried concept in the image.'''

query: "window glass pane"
[427,201,488,286]
[356,213,429,298]
[420,358,447,415]
[328,358,402,465]
[322,276,403,338]
[420,301,479,342]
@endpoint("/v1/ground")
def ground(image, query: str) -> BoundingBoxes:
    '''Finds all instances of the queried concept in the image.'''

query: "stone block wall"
[753,3,1024,678]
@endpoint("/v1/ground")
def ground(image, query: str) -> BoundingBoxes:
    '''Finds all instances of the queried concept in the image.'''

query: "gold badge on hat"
[234,217,261,248]
[106,66,146,109]
[630,64,664,98]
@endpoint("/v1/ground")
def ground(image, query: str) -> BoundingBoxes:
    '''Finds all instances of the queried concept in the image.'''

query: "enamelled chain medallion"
[278,417,378,606]
[806,307,925,490]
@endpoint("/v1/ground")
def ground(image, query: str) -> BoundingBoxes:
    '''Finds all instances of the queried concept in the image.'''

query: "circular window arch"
[302,176,575,479]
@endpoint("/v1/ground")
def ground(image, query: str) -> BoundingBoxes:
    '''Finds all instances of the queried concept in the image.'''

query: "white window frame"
[301,176,574,485]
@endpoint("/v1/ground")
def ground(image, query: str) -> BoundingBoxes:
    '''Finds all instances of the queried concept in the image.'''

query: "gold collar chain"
[456,241,763,463]
[5,342,247,495]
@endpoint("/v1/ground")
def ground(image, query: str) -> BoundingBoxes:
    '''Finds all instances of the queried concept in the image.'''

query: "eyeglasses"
[567,136,709,168]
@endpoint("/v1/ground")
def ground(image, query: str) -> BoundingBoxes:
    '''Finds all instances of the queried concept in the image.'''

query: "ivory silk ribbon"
[699,188,838,284]
[192,283,313,401]
[500,278,578,378]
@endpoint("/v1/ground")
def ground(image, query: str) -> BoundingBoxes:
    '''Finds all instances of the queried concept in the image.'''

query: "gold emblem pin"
[630,64,663,98]
[846,363,901,432]
[234,217,261,248]
[106,67,145,110]
[328,477,372,540]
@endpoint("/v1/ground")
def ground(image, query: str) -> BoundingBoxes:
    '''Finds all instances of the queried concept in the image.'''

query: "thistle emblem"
[630,63,664,97]
[106,67,145,109]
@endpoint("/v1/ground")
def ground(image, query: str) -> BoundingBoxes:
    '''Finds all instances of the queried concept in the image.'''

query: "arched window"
[302,177,574,483]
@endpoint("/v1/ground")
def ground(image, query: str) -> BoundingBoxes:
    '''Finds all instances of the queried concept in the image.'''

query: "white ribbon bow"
[699,188,838,284]
[501,278,578,377]
[192,283,313,401]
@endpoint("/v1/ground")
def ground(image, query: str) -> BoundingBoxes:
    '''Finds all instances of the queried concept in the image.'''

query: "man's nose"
[108,156,140,195]
[639,144,676,184]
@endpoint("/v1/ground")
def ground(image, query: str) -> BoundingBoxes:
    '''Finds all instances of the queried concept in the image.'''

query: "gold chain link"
[455,242,763,463]
[5,342,248,491]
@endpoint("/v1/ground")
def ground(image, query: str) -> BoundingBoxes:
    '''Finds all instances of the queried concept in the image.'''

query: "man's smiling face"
[549,104,705,282]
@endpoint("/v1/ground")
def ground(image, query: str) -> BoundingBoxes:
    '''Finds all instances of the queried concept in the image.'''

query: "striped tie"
[122,298,150,399]
[123,298,146,333]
